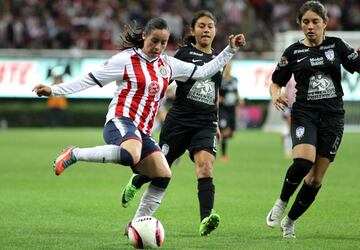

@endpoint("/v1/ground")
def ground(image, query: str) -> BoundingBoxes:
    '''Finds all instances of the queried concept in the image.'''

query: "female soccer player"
[33,17,245,225]
[266,1,360,238]
[121,11,227,236]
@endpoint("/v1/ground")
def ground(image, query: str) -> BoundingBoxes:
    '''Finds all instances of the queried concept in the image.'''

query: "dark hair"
[183,10,217,46]
[119,18,169,50]
[297,1,328,24]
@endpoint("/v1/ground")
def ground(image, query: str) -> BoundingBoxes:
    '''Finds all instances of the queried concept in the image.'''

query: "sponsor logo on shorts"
[161,144,169,156]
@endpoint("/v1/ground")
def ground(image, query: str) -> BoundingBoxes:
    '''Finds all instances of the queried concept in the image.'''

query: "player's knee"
[161,167,172,178]
[286,158,313,184]
[196,160,213,177]
[306,178,322,188]
[119,148,141,166]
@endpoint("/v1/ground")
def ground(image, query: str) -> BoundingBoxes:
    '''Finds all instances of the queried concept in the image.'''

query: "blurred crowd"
[0,0,359,53]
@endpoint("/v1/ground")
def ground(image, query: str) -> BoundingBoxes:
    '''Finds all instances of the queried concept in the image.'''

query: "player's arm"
[170,34,246,82]
[270,82,288,112]
[33,53,126,97]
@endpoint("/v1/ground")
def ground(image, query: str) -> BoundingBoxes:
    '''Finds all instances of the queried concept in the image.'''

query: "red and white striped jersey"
[51,46,235,135]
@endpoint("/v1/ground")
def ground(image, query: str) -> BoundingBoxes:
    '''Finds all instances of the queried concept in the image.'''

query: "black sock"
[221,139,227,156]
[280,158,313,202]
[150,176,171,189]
[198,177,215,221]
[132,174,151,189]
[288,182,321,220]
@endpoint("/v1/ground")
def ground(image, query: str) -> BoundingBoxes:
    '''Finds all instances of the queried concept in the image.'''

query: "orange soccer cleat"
[53,146,77,175]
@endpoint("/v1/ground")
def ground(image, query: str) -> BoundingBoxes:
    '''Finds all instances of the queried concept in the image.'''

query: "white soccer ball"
[128,216,165,249]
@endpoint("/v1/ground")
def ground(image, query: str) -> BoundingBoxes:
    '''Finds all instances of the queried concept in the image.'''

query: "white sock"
[73,145,121,163]
[133,184,166,220]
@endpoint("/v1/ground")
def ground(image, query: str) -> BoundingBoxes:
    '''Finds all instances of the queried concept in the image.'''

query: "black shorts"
[219,106,236,130]
[159,118,217,165]
[291,109,344,162]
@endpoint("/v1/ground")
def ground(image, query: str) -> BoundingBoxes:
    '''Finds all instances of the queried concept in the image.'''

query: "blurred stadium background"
[0,0,359,130]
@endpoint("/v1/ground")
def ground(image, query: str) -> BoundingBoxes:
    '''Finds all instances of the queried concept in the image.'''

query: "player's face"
[192,16,216,48]
[142,29,170,59]
[301,10,327,45]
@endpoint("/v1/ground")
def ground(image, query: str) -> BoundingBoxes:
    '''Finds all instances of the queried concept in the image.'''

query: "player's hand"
[272,95,289,112]
[32,84,52,97]
[357,47,360,56]
[229,34,246,52]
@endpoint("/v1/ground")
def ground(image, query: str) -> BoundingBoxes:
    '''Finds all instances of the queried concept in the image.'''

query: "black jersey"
[272,36,360,113]
[219,76,239,108]
[165,45,223,127]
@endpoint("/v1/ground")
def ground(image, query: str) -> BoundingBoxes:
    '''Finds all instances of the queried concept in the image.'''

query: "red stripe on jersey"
[158,59,169,99]
[129,55,146,121]
[147,101,159,132]
[115,67,131,116]
[140,60,158,132]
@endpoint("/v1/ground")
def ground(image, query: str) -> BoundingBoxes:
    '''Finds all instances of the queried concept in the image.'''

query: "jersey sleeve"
[51,52,127,96]
[338,38,360,74]
[169,46,235,82]
[271,47,293,87]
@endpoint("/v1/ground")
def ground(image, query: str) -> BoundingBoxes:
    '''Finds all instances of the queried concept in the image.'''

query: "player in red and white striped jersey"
[33,17,246,223]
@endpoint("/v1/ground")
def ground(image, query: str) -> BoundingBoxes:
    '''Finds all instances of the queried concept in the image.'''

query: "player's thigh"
[291,109,318,161]
[159,120,192,165]
[189,127,217,161]
[317,112,344,162]
[135,152,171,178]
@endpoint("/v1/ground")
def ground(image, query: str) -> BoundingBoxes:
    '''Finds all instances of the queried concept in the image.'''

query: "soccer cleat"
[53,146,77,176]
[199,211,220,236]
[266,198,288,227]
[121,174,140,208]
[221,155,229,162]
[281,216,296,238]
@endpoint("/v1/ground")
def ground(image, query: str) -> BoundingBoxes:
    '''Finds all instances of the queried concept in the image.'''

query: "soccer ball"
[128,216,165,249]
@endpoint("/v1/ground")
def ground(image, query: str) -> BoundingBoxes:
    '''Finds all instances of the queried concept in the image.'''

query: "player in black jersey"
[219,62,242,161]
[121,10,225,236]
[266,1,360,238]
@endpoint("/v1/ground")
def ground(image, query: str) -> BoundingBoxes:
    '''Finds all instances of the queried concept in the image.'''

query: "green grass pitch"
[1,128,359,249]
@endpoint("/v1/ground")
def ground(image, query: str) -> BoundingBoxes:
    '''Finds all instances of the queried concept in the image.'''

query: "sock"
[288,182,321,220]
[132,174,151,189]
[280,158,313,202]
[221,139,227,156]
[73,145,133,166]
[198,177,215,221]
[133,177,170,219]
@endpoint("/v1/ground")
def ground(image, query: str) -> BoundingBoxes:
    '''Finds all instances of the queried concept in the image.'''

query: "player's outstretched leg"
[121,174,140,208]
[266,198,288,227]
[53,146,77,176]
[280,216,296,238]
[199,210,220,236]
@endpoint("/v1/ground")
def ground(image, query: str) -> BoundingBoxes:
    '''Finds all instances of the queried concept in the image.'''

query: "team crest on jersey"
[278,56,288,67]
[295,126,305,139]
[148,81,160,96]
[159,65,169,77]
[325,49,335,62]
